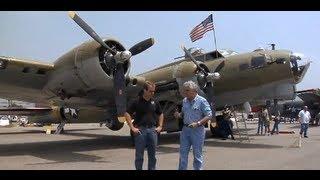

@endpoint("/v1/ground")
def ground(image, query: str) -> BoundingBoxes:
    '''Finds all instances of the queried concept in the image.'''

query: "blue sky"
[0,11,319,91]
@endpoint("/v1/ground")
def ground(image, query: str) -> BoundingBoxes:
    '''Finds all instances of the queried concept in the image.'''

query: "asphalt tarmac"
[0,121,319,170]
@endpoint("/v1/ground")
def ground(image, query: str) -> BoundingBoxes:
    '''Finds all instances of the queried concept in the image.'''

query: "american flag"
[189,14,214,42]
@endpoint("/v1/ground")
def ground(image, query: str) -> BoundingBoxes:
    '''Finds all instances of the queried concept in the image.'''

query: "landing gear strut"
[105,118,124,131]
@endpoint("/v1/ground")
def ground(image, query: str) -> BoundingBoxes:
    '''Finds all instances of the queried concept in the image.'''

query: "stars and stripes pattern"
[189,14,214,42]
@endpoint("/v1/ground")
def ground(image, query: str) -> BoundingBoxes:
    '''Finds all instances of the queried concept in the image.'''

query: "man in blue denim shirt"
[174,81,212,170]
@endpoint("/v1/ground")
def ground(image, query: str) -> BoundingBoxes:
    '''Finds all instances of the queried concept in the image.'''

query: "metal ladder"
[232,112,250,142]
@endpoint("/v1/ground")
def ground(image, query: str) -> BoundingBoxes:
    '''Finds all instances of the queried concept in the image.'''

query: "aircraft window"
[0,60,7,69]
[239,63,249,71]
[194,55,205,62]
[276,58,286,64]
[22,67,30,73]
[251,56,266,68]
[204,51,224,61]
[219,49,238,57]
[36,69,46,75]
[205,53,215,61]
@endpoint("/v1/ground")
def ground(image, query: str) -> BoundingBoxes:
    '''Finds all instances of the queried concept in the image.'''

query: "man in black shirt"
[124,81,164,170]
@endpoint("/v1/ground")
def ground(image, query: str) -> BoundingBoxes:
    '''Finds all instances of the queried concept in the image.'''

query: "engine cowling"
[43,39,130,100]
[27,106,66,124]
[28,106,124,131]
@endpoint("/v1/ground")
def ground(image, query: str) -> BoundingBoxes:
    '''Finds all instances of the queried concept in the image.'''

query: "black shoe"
[304,136,308,138]
[221,138,227,140]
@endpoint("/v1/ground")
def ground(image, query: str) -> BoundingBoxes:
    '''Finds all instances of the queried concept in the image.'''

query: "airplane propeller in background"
[68,11,154,118]
[181,45,222,118]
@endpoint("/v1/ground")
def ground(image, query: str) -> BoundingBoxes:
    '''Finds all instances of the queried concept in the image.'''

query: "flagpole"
[212,13,219,58]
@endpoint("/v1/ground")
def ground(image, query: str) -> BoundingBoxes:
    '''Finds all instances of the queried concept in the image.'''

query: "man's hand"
[155,126,162,133]
[188,122,198,128]
[131,127,141,135]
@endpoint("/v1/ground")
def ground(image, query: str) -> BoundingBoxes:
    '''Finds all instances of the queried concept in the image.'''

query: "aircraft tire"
[210,123,217,136]
[210,115,223,137]
[105,119,124,131]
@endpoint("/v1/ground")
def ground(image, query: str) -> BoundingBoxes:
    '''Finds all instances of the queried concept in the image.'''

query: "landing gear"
[159,101,180,132]
[55,121,66,134]
[209,115,224,138]
[99,122,104,127]
[105,118,124,131]
[209,121,218,137]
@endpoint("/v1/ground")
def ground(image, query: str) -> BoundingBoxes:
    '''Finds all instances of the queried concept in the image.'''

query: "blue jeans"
[271,120,280,134]
[178,126,205,170]
[257,120,264,134]
[134,127,158,170]
[300,123,309,137]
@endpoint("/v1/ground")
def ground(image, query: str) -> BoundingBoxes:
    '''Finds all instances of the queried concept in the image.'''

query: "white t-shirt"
[298,110,311,124]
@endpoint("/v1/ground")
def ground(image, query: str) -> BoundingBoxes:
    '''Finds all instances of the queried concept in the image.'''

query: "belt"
[184,123,203,128]
[137,125,156,128]
[183,123,191,127]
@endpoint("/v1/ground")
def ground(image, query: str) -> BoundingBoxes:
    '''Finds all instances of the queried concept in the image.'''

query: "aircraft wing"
[0,107,52,116]
[0,56,54,103]
[296,89,320,104]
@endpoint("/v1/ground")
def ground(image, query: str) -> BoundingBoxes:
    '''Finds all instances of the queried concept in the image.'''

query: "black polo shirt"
[128,96,162,127]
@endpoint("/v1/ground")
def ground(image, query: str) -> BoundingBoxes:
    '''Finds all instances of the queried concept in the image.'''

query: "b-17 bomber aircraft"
[0,12,310,136]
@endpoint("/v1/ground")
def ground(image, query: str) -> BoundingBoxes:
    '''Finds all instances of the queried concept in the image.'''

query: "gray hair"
[183,81,198,92]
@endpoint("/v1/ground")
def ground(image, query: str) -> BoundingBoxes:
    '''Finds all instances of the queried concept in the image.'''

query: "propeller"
[181,45,222,118]
[182,46,208,76]
[113,64,126,116]
[129,38,155,56]
[68,11,155,117]
[68,11,116,55]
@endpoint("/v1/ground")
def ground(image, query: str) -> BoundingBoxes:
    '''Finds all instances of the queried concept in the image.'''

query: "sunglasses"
[146,89,155,93]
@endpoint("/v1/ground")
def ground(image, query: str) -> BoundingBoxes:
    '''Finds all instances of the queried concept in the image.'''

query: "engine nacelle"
[27,106,66,124]
[43,39,130,100]
[173,61,197,79]
[28,106,124,131]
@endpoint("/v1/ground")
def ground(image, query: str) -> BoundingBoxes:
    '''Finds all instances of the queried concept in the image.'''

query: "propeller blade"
[204,82,216,118]
[181,45,208,76]
[113,64,127,116]
[181,45,217,118]
[129,38,155,56]
[68,11,116,55]
[214,61,225,73]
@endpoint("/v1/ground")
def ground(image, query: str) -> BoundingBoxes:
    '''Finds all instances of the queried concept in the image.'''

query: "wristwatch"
[197,121,201,126]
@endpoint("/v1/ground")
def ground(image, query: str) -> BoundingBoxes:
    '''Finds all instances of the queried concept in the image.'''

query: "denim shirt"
[182,94,212,125]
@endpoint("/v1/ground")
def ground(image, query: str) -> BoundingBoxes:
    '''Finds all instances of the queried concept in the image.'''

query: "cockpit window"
[251,56,266,68]
[194,54,205,62]
[219,49,239,57]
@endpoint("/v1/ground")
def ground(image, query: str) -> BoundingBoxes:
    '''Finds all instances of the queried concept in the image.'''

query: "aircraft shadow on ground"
[0,130,181,164]
[204,140,283,149]
[0,128,101,135]
[0,135,132,164]
[0,129,282,164]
